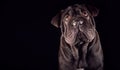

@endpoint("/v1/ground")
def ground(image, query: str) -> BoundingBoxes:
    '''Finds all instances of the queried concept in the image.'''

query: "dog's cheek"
[64,30,78,45]
[64,34,75,45]
[79,26,95,42]
[86,29,96,42]
[89,32,95,40]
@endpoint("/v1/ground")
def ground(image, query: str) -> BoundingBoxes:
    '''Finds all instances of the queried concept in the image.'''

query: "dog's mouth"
[75,30,95,45]
[64,30,95,46]
[75,32,86,44]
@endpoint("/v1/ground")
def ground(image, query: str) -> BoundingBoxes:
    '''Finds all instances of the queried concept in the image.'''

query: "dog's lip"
[83,30,95,42]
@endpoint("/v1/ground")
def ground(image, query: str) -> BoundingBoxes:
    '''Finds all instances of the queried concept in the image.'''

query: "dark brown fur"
[51,4,103,70]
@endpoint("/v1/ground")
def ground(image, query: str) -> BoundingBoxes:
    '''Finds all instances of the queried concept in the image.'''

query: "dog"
[51,4,103,70]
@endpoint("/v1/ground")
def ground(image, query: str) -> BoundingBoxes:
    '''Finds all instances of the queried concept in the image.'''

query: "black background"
[1,0,120,70]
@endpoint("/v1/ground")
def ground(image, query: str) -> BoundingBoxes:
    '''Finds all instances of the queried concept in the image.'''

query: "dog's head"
[51,4,99,45]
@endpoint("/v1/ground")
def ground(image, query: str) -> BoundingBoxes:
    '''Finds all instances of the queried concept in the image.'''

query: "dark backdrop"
[1,0,120,70]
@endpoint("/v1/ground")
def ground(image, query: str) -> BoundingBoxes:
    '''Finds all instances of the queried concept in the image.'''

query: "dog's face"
[51,4,99,45]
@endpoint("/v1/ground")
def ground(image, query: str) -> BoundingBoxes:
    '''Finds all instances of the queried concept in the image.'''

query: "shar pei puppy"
[51,4,103,70]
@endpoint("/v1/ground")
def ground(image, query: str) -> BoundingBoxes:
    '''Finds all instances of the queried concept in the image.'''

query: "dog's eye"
[65,15,71,21]
[64,15,71,24]
[82,11,88,17]
[65,18,69,21]
[65,15,69,20]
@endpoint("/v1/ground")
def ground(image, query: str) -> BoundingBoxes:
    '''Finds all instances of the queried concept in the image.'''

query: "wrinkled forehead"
[62,5,89,17]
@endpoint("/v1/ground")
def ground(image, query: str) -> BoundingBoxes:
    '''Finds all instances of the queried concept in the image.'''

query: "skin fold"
[51,4,103,70]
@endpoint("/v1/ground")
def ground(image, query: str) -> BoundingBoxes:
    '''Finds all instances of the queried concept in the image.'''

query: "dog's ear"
[86,5,99,17]
[51,10,63,28]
